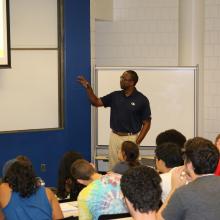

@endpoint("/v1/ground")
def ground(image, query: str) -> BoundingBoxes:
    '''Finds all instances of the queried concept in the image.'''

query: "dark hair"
[3,160,38,197]
[16,155,32,164]
[121,166,162,213]
[184,137,219,174]
[2,155,32,178]
[121,141,140,167]
[156,129,186,149]
[57,151,84,200]
[2,158,16,178]
[71,159,95,180]
[126,70,138,85]
[155,142,184,168]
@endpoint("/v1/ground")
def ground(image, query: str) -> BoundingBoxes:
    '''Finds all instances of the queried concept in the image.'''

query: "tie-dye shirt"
[77,173,128,220]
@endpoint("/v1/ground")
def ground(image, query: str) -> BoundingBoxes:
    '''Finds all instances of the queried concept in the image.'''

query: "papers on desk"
[60,201,78,218]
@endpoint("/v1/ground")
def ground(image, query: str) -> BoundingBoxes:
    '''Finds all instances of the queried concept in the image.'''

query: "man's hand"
[171,166,192,190]
[77,75,90,88]
[76,75,103,107]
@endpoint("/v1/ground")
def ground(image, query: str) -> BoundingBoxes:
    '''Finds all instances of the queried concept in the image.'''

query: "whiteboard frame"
[0,0,11,68]
[92,66,198,152]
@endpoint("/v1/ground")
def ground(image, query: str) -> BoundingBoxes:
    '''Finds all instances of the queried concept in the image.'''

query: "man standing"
[78,70,151,168]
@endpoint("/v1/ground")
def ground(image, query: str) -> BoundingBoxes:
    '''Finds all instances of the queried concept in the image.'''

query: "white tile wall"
[95,0,178,66]
[92,0,220,143]
[204,0,220,141]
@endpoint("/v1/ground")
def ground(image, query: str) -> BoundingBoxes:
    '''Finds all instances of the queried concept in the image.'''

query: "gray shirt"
[163,175,220,220]
[112,161,130,175]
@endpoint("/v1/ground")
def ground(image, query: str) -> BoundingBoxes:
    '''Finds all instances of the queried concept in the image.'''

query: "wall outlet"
[40,163,46,172]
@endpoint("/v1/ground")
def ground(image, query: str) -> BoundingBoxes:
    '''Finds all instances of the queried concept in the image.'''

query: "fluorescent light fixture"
[0,0,10,68]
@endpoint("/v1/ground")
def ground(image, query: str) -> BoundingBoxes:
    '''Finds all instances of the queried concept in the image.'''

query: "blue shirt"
[101,89,151,133]
[2,186,52,220]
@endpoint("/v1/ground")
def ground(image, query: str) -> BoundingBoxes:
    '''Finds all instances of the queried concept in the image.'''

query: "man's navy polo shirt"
[100,88,151,134]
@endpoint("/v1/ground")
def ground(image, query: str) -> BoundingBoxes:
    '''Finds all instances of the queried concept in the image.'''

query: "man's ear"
[156,158,165,167]
[186,161,193,171]
[124,197,135,215]
[185,161,195,177]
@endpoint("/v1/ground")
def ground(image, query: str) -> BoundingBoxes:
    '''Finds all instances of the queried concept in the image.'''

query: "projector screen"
[0,0,10,67]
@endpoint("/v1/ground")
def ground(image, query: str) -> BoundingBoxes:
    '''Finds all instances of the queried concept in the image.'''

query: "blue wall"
[0,0,91,186]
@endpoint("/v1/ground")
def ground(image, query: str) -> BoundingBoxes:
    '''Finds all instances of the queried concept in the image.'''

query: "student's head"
[119,141,140,167]
[57,151,84,199]
[184,137,219,176]
[58,151,83,183]
[155,142,184,173]
[3,160,38,197]
[71,159,96,186]
[2,155,32,179]
[156,129,186,149]
[121,166,162,216]
[215,134,220,151]
[16,155,32,164]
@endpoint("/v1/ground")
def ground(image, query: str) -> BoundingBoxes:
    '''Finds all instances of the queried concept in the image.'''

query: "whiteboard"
[0,50,59,131]
[95,67,197,146]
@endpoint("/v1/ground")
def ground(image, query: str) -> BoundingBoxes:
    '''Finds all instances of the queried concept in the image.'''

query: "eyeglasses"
[120,76,132,82]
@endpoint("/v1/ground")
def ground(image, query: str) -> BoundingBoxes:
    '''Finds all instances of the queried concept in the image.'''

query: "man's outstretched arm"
[77,75,103,107]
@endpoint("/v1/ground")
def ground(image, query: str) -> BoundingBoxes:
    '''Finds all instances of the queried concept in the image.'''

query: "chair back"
[98,213,131,220]
[61,216,78,220]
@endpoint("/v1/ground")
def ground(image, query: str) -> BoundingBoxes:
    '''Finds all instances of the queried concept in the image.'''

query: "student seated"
[155,142,184,202]
[0,160,63,220]
[57,151,85,200]
[158,137,220,220]
[120,165,162,220]
[112,141,140,175]
[71,159,128,220]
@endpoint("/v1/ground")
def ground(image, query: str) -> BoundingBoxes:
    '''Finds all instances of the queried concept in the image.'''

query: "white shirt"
[160,168,176,203]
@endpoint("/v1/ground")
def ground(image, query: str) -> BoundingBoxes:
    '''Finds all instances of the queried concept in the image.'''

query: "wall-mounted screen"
[0,0,10,68]
[0,0,64,132]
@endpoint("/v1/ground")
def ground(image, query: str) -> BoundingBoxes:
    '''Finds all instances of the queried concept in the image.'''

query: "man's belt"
[112,130,137,136]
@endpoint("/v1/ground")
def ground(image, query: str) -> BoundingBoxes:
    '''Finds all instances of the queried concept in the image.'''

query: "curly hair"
[121,141,140,167]
[184,137,219,174]
[121,165,162,213]
[57,151,84,200]
[16,155,32,164]
[156,129,186,149]
[3,160,38,197]
[155,142,184,168]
